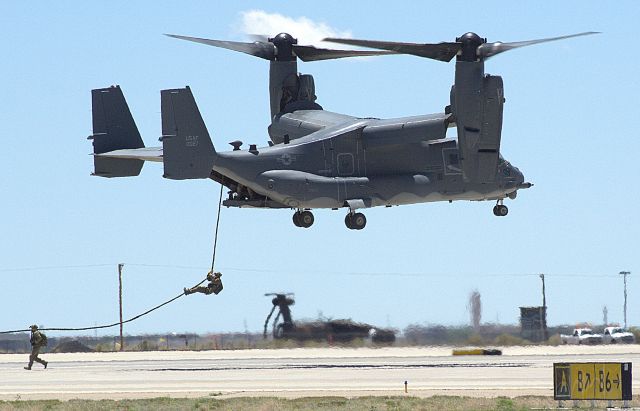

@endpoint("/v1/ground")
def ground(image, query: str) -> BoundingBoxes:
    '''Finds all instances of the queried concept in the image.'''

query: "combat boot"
[184,287,193,295]
[24,366,31,370]
[44,361,48,369]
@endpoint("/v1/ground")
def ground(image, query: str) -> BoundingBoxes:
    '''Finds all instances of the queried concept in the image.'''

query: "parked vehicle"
[561,328,603,345]
[602,327,635,344]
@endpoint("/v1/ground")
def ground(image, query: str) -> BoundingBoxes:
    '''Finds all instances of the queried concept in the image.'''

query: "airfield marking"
[0,346,638,400]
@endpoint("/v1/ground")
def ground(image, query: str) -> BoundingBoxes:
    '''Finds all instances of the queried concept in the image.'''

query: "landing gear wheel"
[345,213,366,230]
[299,211,314,228]
[352,213,366,229]
[345,214,354,229]
[292,212,302,227]
[293,211,314,228]
[493,204,508,216]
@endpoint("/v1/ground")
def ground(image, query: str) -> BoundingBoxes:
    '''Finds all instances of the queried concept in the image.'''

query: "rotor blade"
[165,34,275,60]
[292,45,397,62]
[324,37,461,62]
[477,32,600,59]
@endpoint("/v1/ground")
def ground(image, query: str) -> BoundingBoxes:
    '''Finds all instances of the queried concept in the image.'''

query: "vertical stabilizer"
[160,87,216,180]
[89,86,145,177]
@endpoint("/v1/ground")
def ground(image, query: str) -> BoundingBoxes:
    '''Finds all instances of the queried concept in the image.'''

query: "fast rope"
[210,184,224,273]
[0,185,225,335]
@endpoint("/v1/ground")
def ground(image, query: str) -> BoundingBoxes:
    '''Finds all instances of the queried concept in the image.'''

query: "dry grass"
[1,395,637,411]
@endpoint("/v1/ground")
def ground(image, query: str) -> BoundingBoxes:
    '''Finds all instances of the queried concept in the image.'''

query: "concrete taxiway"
[0,345,638,400]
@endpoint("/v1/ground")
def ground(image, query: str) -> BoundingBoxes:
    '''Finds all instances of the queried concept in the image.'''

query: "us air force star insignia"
[278,153,294,166]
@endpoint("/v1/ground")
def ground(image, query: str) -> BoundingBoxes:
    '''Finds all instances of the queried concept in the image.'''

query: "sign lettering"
[554,362,632,401]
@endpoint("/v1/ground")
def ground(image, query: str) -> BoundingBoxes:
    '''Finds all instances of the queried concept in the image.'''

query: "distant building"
[520,306,548,342]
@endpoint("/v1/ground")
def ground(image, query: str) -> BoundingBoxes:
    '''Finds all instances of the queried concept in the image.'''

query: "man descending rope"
[184,271,223,295]
[25,325,48,370]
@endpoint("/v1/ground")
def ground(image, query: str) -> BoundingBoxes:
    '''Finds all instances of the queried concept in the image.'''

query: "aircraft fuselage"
[213,111,525,210]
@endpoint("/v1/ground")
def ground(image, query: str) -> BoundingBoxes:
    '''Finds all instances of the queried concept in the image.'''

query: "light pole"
[619,271,630,329]
[118,263,124,351]
[540,274,548,340]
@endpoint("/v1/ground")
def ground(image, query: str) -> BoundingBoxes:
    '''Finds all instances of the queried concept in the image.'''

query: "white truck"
[602,327,636,344]
[561,328,603,345]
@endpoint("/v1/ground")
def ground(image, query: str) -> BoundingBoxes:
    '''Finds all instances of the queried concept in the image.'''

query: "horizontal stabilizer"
[92,157,143,177]
[160,87,215,180]
[88,86,145,177]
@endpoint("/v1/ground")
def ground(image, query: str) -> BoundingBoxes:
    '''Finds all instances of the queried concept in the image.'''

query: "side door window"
[442,148,462,175]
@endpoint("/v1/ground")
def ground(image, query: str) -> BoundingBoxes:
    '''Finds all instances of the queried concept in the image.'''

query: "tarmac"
[1,345,638,401]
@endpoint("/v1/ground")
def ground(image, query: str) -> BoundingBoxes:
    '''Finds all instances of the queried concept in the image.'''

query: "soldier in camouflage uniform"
[184,271,223,295]
[24,325,48,370]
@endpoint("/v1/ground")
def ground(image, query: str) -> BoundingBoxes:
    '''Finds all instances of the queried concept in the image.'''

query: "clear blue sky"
[2,2,638,336]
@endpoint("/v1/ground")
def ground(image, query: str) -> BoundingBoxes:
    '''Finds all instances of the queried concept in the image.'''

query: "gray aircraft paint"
[93,86,524,211]
[87,31,595,228]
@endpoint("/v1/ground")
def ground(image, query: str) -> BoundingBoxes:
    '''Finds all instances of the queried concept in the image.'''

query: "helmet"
[29,324,38,330]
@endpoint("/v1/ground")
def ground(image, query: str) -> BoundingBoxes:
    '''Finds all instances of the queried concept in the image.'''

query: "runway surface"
[1,345,638,400]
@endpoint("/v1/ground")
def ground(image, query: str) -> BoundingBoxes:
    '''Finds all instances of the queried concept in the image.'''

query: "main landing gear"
[293,210,314,228]
[345,212,366,230]
[292,210,367,230]
[493,200,508,217]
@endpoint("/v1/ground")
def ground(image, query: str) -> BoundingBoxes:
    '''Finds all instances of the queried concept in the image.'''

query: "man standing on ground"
[25,325,48,370]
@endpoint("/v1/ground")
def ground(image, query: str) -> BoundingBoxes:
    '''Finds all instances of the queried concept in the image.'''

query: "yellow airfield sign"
[554,362,632,401]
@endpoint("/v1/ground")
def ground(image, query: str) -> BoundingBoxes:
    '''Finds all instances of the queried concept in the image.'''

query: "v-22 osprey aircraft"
[88,31,595,229]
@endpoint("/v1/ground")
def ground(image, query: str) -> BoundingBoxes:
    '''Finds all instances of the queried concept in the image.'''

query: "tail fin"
[160,86,216,180]
[88,86,145,177]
